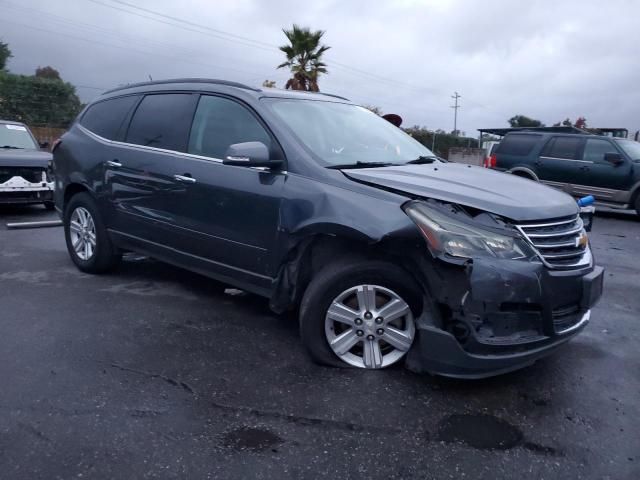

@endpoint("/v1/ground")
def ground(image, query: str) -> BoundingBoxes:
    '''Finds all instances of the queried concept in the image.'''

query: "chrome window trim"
[77,124,287,173]
[539,156,592,164]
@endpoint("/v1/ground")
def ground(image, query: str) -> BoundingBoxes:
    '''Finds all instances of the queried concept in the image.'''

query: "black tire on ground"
[64,192,121,273]
[635,195,640,217]
[43,201,55,211]
[299,258,423,368]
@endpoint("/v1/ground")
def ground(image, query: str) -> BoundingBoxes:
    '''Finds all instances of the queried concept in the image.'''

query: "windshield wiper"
[405,156,438,165]
[326,161,399,170]
[1,145,22,149]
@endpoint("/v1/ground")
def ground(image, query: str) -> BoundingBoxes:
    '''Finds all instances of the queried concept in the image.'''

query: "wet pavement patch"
[437,414,523,450]
[222,426,283,452]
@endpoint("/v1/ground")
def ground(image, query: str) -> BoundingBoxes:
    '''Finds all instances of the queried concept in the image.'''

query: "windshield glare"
[616,139,640,160]
[264,99,436,166]
[0,124,38,149]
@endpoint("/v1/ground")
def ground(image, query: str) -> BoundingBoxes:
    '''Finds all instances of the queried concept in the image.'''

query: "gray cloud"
[1,0,639,136]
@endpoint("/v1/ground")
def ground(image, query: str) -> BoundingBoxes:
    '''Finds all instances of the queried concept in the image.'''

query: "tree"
[0,40,11,71]
[0,71,82,127]
[35,66,61,80]
[508,115,545,128]
[277,24,330,92]
[553,117,587,129]
[262,80,277,88]
[404,125,478,157]
[363,105,383,115]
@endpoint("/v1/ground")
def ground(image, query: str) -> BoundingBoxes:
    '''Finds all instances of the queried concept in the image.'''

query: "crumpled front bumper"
[405,254,604,379]
[0,175,54,204]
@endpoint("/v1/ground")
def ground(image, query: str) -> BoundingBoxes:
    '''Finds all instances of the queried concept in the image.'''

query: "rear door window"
[541,137,584,160]
[582,139,619,164]
[495,134,541,156]
[188,95,273,159]
[80,95,140,140]
[126,94,197,152]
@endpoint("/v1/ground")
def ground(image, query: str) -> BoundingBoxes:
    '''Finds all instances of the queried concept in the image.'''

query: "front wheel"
[299,259,421,370]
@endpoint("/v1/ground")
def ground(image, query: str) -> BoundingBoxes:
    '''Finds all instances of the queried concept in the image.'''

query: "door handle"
[174,174,196,183]
[579,165,590,171]
[106,160,122,168]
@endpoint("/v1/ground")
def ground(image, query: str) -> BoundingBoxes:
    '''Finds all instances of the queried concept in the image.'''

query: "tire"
[44,201,55,211]
[64,192,121,273]
[635,195,640,217]
[299,259,422,370]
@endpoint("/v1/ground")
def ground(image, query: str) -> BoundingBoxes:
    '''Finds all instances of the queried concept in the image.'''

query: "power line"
[0,17,276,81]
[0,6,427,113]
[87,0,442,97]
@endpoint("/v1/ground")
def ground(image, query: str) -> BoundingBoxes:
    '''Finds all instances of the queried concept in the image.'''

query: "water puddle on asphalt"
[437,414,523,450]
[222,426,283,452]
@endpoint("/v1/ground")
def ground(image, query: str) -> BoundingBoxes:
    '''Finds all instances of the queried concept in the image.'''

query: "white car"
[0,120,54,209]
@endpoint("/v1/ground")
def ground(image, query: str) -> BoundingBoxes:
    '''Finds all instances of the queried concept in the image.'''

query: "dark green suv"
[488,131,640,215]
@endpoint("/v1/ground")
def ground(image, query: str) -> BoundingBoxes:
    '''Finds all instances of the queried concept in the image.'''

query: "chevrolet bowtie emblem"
[576,231,589,248]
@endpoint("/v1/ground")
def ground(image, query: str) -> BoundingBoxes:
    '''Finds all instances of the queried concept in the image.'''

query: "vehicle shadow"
[0,204,55,224]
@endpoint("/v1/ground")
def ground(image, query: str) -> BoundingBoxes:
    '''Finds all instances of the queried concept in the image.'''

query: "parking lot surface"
[1,206,639,479]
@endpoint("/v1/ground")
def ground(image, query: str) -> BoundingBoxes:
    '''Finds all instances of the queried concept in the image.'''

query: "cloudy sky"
[1,0,639,136]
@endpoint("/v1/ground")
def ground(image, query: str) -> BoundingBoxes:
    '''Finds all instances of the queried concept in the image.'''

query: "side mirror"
[223,142,282,169]
[604,152,623,166]
[39,141,50,150]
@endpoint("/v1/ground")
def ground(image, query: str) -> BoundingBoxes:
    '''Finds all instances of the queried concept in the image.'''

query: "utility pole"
[451,92,461,136]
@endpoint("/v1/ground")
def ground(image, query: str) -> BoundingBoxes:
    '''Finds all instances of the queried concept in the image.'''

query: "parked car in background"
[53,78,603,378]
[486,131,640,216]
[0,120,54,209]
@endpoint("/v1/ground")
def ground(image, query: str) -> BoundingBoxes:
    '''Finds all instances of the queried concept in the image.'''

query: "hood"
[343,162,579,222]
[0,149,52,168]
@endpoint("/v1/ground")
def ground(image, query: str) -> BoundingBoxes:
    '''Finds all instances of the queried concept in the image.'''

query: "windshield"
[616,139,640,160]
[264,98,436,166]
[0,124,38,149]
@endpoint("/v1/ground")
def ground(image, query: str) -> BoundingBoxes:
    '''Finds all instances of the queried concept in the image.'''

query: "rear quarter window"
[495,134,541,156]
[80,95,140,140]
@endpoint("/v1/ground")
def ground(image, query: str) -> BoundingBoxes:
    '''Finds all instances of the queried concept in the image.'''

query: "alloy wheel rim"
[69,207,97,261]
[324,284,415,369]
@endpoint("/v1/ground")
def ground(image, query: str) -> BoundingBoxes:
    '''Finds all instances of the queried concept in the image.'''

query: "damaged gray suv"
[53,78,604,378]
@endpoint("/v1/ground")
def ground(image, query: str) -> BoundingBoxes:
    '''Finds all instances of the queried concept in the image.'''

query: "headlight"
[404,201,536,260]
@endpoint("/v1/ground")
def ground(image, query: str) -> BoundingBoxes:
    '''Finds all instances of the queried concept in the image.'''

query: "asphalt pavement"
[0,205,639,479]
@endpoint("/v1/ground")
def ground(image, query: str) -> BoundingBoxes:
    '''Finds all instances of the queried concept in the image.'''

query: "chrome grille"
[516,215,590,269]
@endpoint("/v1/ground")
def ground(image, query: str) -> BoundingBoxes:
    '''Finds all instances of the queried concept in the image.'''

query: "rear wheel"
[64,192,121,273]
[299,259,421,369]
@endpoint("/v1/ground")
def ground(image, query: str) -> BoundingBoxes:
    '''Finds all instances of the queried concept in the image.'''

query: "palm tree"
[277,25,330,92]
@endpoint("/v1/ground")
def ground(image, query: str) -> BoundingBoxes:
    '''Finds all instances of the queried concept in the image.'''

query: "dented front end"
[0,167,54,205]
[399,199,604,378]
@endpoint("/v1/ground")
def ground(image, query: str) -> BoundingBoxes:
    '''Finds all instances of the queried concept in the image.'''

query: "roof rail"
[103,78,260,95]
[315,92,350,101]
[478,126,593,137]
